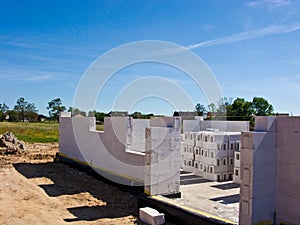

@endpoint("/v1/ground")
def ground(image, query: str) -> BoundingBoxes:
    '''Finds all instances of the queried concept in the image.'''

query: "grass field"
[0,122,59,143]
[0,122,105,143]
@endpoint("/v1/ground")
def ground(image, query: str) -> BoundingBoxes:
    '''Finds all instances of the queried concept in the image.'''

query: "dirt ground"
[0,143,151,225]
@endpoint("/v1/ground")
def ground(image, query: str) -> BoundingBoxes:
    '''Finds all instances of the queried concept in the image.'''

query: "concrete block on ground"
[139,207,165,225]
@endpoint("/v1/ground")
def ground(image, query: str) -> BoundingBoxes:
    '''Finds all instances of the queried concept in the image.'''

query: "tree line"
[0,96,276,123]
[0,97,158,123]
[194,96,275,127]
[195,97,274,118]
[0,97,66,122]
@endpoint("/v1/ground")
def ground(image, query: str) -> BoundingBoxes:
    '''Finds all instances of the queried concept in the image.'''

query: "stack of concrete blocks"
[180,117,248,182]
[181,132,196,172]
[185,130,240,181]
[144,117,181,196]
[233,142,242,184]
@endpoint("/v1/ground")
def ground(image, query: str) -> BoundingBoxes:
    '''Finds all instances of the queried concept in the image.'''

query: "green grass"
[0,122,59,143]
[96,124,104,131]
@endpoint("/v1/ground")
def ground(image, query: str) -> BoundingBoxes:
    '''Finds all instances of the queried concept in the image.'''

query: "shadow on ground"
[209,194,240,204]
[210,183,240,190]
[180,172,211,185]
[13,162,148,224]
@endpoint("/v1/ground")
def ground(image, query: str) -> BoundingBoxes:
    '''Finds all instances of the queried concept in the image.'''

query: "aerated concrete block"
[139,207,165,225]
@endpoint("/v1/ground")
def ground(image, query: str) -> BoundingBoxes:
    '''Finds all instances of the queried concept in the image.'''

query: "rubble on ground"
[0,132,25,154]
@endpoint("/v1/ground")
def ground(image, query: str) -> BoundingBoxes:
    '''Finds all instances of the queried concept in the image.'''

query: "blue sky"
[1,0,300,116]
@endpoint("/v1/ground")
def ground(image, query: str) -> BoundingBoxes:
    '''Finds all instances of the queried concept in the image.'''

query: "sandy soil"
[0,143,147,225]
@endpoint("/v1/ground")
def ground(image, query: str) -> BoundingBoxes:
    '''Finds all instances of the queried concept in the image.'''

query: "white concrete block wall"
[255,116,277,132]
[60,116,145,185]
[144,119,181,195]
[60,115,181,196]
[276,117,300,224]
[200,120,249,132]
[183,120,200,133]
[239,131,277,224]
[131,119,150,153]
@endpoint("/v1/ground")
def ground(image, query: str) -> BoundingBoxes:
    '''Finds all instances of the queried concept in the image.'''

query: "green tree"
[47,98,66,122]
[0,102,9,121]
[195,103,207,116]
[6,110,19,122]
[229,98,254,118]
[0,103,9,113]
[95,111,107,123]
[25,103,39,122]
[14,97,38,122]
[252,97,274,116]
[14,97,27,122]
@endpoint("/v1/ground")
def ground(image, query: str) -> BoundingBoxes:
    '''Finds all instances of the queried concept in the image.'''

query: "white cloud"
[25,74,52,81]
[187,23,300,49]
[246,0,291,9]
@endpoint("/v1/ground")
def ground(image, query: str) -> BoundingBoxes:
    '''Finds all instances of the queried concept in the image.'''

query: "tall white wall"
[59,115,181,196]
[60,116,145,186]
[238,116,300,225]
[276,117,300,224]
[144,118,181,195]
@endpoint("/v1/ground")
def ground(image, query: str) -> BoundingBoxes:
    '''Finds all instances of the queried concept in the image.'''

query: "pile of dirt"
[0,132,25,154]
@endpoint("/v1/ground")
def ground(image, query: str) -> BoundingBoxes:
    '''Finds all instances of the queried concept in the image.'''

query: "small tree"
[14,97,27,122]
[14,97,38,122]
[47,98,66,122]
[0,102,9,121]
[195,103,207,116]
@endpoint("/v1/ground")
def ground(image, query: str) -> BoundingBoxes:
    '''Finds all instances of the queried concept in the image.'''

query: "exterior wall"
[183,119,201,133]
[59,114,181,196]
[144,117,181,196]
[239,131,276,225]
[60,116,145,186]
[239,116,300,225]
[276,117,300,225]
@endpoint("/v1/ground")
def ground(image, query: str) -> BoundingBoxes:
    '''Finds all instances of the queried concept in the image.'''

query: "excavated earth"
[0,141,154,225]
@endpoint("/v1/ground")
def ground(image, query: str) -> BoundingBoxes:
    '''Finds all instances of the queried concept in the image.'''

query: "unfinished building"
[239,116,300,225]
[59,112,181,196]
